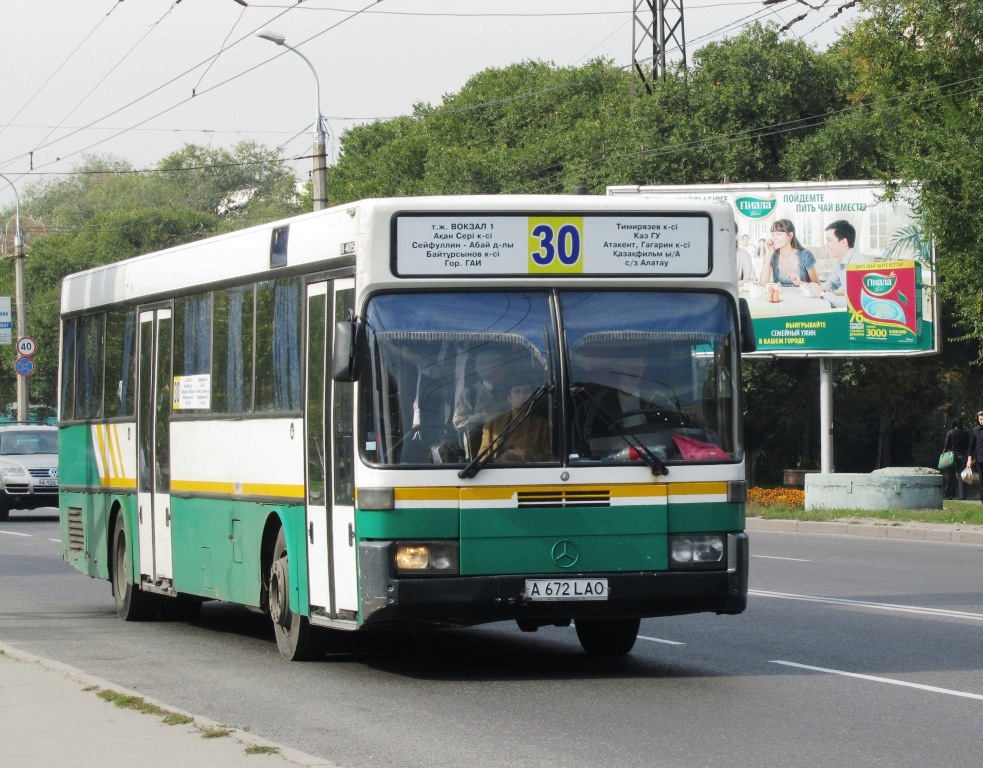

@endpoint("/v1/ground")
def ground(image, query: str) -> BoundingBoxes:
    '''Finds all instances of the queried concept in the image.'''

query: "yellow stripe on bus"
[104,476,137,489]
[392,487,460,502]
[390,482,728,507]
[460,483,669,502]
[667,481,728,496]
[170,479,305,499]
[93,424,131,487]
[109,424,125,479]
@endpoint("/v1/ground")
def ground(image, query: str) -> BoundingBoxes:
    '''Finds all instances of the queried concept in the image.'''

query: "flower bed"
[747,486,805,509]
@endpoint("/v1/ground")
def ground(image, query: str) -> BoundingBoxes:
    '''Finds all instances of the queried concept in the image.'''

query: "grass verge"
[749,496,983,526]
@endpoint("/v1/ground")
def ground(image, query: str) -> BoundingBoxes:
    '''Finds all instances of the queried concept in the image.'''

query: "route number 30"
[530,221,582,266]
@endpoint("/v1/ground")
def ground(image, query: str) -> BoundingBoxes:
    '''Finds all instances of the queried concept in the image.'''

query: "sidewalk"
[746,516,983,544]
[0,643,338,768]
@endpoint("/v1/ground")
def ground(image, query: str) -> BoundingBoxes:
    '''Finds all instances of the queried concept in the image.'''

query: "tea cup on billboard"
[748,284,765,300]
[799,284,813,296]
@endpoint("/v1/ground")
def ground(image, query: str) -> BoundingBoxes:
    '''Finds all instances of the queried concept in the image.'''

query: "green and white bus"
[59,194,755,659]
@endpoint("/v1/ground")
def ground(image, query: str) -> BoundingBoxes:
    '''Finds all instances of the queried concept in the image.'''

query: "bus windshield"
[360,290,741,468]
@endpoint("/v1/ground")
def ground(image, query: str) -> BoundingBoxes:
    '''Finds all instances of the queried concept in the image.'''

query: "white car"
[0,425,58,521]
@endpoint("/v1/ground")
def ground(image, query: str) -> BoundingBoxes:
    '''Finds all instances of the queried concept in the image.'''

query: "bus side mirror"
[738,298,756,353]
[332,318,364,382]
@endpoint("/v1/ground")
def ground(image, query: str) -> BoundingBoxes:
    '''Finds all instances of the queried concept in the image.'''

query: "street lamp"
[0,173,29,423]
[256,29,328,211]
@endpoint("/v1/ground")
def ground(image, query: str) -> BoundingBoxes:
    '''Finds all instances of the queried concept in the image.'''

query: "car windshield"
[359,290,742,468]
[0,430,58,455]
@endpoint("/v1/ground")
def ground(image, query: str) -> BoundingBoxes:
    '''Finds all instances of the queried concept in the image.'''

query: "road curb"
[0,642,341,768]
[746,517,983,545]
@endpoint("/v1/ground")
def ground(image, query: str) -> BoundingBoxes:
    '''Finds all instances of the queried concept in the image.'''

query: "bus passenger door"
[305,279,357,619]
[137,307,173,583]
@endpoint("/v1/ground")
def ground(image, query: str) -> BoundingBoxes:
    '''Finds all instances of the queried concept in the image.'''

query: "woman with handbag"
[943,416,970,500]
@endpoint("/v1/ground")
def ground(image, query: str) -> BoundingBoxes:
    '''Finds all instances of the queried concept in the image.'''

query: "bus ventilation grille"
[67,507,84,551]
[516,490,611,508]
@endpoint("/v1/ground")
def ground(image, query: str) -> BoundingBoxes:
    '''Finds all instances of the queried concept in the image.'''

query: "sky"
[0,0,863,209]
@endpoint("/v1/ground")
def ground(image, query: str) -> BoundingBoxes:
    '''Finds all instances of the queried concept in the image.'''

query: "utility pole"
[0,173,29,422]
[632,0,687,97]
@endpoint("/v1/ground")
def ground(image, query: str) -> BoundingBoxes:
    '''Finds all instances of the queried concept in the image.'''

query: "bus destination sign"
[394,214,711,277]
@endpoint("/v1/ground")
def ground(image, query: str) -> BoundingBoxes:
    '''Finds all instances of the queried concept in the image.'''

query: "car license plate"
[38,478,58,486]
[524,578,608,601]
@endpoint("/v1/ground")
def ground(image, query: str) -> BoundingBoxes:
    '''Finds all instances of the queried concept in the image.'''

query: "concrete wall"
[805,472,943,511]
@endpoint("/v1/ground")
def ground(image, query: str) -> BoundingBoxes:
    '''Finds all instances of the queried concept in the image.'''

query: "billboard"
[607,181,939,358]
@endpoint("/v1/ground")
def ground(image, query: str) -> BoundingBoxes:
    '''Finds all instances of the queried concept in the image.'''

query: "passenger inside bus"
[480,378,553,463]
[451,349,511,458]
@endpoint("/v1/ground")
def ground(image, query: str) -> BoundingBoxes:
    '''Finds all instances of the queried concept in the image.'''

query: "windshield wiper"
[569,385,668,476]
[458,383,553,479]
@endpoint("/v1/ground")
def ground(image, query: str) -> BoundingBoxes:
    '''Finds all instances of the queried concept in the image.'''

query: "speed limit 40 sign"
[16,336,37,356]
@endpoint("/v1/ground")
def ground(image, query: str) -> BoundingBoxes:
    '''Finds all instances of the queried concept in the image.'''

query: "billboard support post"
[820,357,834,473]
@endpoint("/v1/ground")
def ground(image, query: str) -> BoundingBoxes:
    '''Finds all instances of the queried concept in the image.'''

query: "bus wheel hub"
[270,558,289,627]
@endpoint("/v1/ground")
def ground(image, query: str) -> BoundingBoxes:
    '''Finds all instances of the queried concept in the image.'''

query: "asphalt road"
[2,508,982,768]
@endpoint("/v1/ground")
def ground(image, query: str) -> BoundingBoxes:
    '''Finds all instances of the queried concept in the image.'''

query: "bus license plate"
[524,578,608,601]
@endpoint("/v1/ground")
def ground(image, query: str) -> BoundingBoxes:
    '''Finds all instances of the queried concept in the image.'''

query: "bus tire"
[111,515,161,621]
[269,527,323,661]
[574,617,640,656]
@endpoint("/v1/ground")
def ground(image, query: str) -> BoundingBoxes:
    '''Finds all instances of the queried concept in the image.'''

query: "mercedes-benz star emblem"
[551,539,579,568]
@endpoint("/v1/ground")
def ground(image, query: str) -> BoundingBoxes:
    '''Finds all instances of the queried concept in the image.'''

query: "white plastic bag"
[961,466,974,483]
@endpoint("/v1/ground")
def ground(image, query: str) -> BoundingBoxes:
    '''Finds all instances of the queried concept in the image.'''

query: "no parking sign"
[15,356,35,376]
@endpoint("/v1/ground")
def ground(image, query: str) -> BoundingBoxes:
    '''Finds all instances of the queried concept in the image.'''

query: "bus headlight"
[395,541,460,575]
[669,535,725,569]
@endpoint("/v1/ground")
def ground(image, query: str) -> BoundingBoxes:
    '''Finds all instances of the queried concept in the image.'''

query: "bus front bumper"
[358,533,748,628]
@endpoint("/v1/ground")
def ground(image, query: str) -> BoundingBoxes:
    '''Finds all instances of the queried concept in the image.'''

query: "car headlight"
[0,466,26,477]
[669,534,726,569]
[394,541,460,575]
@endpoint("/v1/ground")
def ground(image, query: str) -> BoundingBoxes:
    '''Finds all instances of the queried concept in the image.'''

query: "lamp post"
[257,29,328,211]
[0,173,29,423]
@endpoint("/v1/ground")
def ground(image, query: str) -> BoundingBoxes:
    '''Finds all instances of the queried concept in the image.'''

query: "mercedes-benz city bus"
[59,194,755,659]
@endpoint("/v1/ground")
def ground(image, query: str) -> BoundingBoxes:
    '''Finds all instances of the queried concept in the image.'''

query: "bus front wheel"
[111,515,161,621]
[575,617,640,656]
[269,527,323,661]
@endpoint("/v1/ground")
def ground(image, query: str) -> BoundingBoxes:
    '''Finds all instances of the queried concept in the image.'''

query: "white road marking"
[638,635,685,646]
[752,555,811,562]
[772,660,983,701]
[0,529,31,537]
[751,589,983,622]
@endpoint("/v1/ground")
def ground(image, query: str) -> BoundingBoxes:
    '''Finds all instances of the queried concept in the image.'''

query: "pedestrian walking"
[942,417,970,500]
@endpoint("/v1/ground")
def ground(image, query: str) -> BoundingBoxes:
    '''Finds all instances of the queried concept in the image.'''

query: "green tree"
[154,141,301,224]
[674,23,849,183]
[835,0,983,360]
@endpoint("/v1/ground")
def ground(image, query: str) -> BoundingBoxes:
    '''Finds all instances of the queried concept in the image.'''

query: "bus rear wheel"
[575,617,640,656]
[269,527,323,661]
[111,515,161,621]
